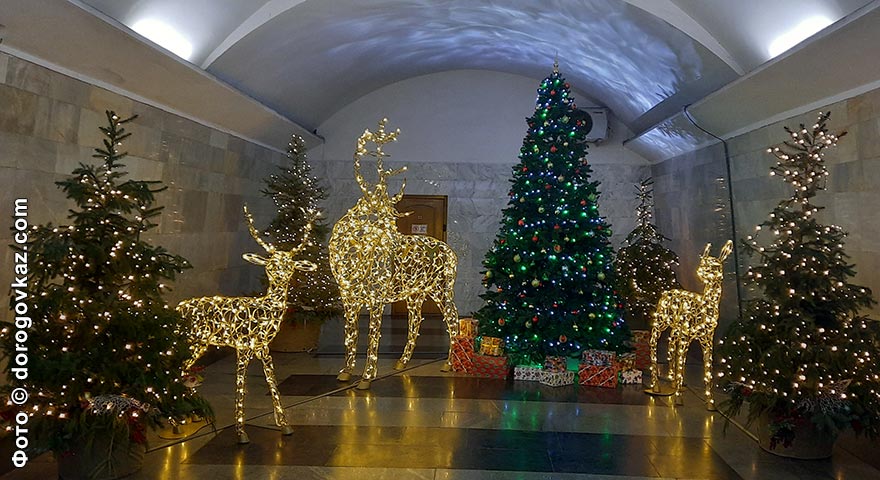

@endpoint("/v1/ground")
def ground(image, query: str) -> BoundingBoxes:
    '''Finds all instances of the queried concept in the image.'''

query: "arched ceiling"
[74,0,875,135]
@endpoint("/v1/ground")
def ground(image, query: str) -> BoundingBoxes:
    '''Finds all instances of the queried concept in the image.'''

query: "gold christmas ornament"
[177,206,316,444]
[329,118,460,390]
[647,240,732,408]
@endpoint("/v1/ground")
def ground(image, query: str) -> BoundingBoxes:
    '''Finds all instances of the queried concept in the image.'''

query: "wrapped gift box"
[578,363,619,388]
[619,368,643,385]
[581,349,616,366]
[543,356,567,373]
[632,330,651,370]
[471,354,510,379]
[451,336,475,373]
[618,352,636,370]
[459,317,479,338]
[514,365,543,381]
[479,336,504,356]
[540,370,576,387]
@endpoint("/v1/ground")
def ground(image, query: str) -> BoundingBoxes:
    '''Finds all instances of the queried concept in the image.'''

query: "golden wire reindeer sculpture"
[177,205,316,444]
[648,240,732,408]
[329,118,460,390]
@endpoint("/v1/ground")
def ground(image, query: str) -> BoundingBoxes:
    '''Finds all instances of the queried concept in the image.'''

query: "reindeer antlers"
[354,118,407,196]
[244,205,316,256]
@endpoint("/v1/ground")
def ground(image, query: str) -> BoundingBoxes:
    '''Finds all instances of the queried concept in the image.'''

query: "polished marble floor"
[3,352,880,479]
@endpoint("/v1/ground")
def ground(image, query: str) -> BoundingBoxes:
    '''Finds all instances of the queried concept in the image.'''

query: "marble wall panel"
[0,54,287,316]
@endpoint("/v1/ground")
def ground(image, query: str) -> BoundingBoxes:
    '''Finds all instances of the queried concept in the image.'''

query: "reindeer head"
[696,240,733,285]
[242,205,316,288]
[352,118,410,226]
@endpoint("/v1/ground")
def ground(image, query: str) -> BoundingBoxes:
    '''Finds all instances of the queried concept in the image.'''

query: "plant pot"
[756,414,836,459]
[57,436,145,480]
[270,320,322,352]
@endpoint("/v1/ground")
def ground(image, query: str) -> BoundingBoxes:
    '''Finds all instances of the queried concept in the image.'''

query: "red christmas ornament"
[517,219,525,226]
[554,224,561,231]
[559,335,567,343]
[522,167,528,172]
[545,184,552,190]
[532,236,538,242]
[564,83,570,88]
[554,244,562,253]
[532,316,538,323]
[552,303,558,308]
[550,90,556,95]
[500,239,506,244]
[580,200,586,206]
[498,318,505,326]
[550,145,557,153]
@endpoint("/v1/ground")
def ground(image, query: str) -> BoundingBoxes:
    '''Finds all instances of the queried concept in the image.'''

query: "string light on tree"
[717,112,880,452]
[476,61,629,363]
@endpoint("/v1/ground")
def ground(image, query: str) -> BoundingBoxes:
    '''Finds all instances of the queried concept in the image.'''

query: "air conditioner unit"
[581,107,609,144]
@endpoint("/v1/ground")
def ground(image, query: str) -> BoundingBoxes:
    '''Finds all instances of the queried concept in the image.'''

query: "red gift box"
[632,330,651,370]
[578,363,619,388]
[471,354,510,379]
[451,336,474,373]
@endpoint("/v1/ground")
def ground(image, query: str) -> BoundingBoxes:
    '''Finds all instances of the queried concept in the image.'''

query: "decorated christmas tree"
[1,112,212,457]
[262,134,341,322]
[476,62,629,363]
[615,178,680,330]
[718,112,880,449]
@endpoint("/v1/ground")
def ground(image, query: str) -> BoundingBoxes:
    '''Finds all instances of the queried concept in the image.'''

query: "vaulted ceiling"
[76,0,873,137]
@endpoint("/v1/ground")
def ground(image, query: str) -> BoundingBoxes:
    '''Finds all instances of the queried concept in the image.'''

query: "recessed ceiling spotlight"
[131,18,193,61]
[768,16,832,59]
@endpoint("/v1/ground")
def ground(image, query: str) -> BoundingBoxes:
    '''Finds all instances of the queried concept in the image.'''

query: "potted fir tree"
[262,134,341,352]
[1,112,212,478]
[717,112,880,459]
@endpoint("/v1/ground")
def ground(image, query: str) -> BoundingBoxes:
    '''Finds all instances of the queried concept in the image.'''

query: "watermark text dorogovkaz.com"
[10,198,30,467]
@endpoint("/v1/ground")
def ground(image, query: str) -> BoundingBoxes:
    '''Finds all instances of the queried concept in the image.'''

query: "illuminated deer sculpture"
[330,119,460,390]
[177,206,316,444]
[648,240,732,408]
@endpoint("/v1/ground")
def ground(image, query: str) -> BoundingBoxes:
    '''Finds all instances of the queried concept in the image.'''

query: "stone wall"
[652,86,880,334]
[0,52,288,318]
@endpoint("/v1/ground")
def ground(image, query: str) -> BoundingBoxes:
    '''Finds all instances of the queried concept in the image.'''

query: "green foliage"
[615,178,680,330]
[1,111,212,454]
[475,65,630,364]
[717,112,880,445]
[262,134,342,322]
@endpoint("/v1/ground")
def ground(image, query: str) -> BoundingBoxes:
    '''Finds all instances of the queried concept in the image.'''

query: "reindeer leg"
[337,300,361,382]
[673,334,688,406]
[397,296,425,370]
[257,346,293,435]
[358,305,383,390]
[701,335,717,411]
[234,349,254,444]
[438,292,460,373]
[648,322,663,393]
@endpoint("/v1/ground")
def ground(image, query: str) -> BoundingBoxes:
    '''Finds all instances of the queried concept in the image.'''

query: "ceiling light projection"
[132,18,193,60]
[767,16,832,59]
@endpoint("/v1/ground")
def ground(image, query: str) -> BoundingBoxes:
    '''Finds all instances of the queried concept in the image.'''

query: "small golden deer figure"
[648,240,732,408]
[177,206,316,444]
[329,119,460,390]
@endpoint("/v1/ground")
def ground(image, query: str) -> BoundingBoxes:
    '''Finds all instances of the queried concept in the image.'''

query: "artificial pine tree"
[1,112,211,456]
[615,178,680,330]
[476,62,629,363]
[718,112,880,449]
[262,134,341,322]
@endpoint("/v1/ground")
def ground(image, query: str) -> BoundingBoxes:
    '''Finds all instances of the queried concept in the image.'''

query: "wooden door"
[391,195,448,315]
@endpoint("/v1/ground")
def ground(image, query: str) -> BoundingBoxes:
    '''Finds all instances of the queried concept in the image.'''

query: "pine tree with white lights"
[262,134,341,322]
[615,178,679,330]
[718,112,880,449]
[1,111,211,456]
[476,62,628,363]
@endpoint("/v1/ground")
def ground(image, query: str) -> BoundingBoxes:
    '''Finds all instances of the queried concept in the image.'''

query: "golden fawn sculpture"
[648,240,732,408]
[330,119,460,390]
[177,206,316,444]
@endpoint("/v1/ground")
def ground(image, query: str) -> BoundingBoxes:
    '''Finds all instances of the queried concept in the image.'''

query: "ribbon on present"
[578,363,619,388]
[458,317,478,338]
[540,370,576,387]
[619,368,643,385]
[480,336,504,356]
[581,349,616,366]
[471,354,509,379]
[543,356,567,373]
[451,336,475,373]
[514,365,543,381]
